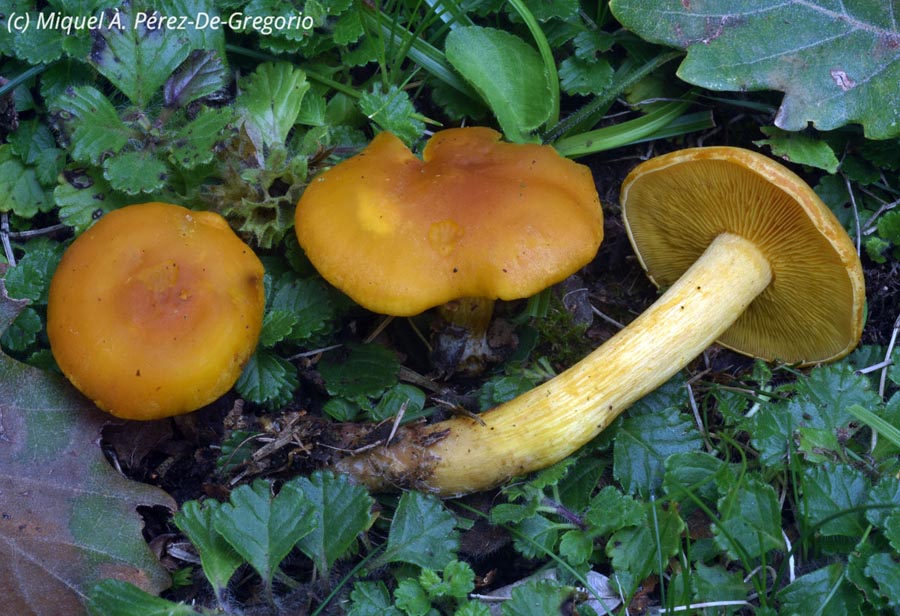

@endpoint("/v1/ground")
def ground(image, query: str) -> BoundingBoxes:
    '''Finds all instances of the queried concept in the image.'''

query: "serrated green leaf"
[8,119,55,165]
[584,486,645,537]
[86,579,196,616]
[359,83,424,147]
[383,491,459,570]
[559,529,594,566]
[102,150,168,195]
[292,471,374,576]
[877,210,900,244]
[445,26,551,143]
[558,56,614,96]
[258,309,299,348]
[213,479,315,590]
[3,237,65,303]
[347,581,404,616]
[318,344,400,403]
[238,62,309,155]
[167,106,235,170]
[613,405,703,497]
[0,145,49,217]
[0,306,42,353]
[322,397,360,422]
[235,349,298,408]
[50,86,131,165]
[713,476,783,560]
[606,504,684,594]
[885,512,900,553]
[395,578,431,616]
[54,167,128,234]
[501,579,570,616]
[269,276,334,341]
[754,126,840,173]
[512,514,558,559]
[573,30,615,61]
[865,476,900,529]
[610,0,900,138]
[173,500,243,601]
[11,14,66,63]
[89,5,191,107]
[663,451,732,506]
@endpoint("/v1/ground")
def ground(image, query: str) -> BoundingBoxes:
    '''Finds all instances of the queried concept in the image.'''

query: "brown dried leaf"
[0,281,175,615]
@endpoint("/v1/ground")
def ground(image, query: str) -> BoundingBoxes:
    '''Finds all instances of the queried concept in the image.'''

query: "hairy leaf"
[237,62,309,157]
[0,145,49,217]
[610,0,900,138]
[164,49,227,108]
[50,86,132,165]
[0,281,175,615]
[383,491,459,570]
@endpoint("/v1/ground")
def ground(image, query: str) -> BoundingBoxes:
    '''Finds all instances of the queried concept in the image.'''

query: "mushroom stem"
[336,233,772,496]
[433,297,498,375]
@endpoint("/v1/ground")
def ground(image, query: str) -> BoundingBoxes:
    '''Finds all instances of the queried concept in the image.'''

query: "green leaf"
[429,560,476,599]
[258,309,299,348]
[613,405,703,496]
[877,210,900,244]
[778,562,863,615]
[445,26,551,143]
[754,126,840,173]
[234,349,298,408]
[50,86,131,165]
[167,107,235,170]
[383,491,459,570]
[395,578,432,616]
[663,451,732,506]
[584,486,645,537]
[606,504,684,594]
[269,276,334,342]
[86,580,197,616]
[358,83,425,147]
[370,383,426,422]
[714,476,783,560]
[347,581,404,616]
[801,464,870,537]
[213,479,314,590]
[0,145,48,217]
[292,471,374,576]
[501,579,570,616]
[102,150,168,195]
[89,5,192,107]
[0,306,42,353]
[512,514,558,559]
[173,500,243,601]
[559,529,594,566]
[54,167,128,234]
[866,553,900,607]
[318,344,400,404]
[10,13,66,64]
[2,237,65,303]
[692,562,748,603]
[609,0,900,138]
[8,119,55,166]
[237,62,309,155]
[558,56,614,96]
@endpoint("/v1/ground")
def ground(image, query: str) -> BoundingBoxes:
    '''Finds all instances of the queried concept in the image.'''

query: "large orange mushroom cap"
[47,202,265,420]
[295,127,603,316]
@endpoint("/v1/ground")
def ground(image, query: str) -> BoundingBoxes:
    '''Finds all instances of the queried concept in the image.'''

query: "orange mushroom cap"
[295,127,603,316]
[47,202,265,420]
[621,146,865,364]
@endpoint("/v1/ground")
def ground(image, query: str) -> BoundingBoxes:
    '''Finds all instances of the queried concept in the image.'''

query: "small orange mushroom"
[295,127,603,373]
[47,202,265,420]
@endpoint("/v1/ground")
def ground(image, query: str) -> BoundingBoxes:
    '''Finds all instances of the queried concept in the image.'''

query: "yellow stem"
[337,233,772,496]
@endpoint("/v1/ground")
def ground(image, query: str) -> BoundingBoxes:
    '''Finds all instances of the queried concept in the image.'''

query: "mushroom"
[335,146,865,496]
[47,202,265,420]
[294,127,603,374]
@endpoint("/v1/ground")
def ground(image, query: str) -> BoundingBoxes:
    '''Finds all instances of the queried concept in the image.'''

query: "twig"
[843,174,862,255]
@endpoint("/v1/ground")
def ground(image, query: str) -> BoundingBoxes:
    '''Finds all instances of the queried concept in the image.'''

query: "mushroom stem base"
[337,233,772,496]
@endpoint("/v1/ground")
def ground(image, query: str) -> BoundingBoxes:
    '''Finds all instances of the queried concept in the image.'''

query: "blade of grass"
[847,404,900,449]
[553,100,694,158]
[543,50,683,144]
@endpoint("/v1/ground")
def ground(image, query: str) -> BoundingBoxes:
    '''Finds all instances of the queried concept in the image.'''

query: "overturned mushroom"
[335,146,865,496]
[295,127,603,374]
